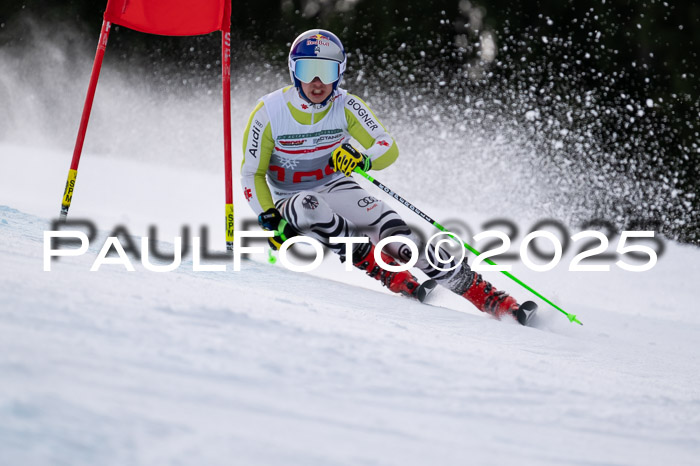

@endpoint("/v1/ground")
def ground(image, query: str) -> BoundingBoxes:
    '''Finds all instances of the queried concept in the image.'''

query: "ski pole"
[354,167,582,325]
[267,248,277,264]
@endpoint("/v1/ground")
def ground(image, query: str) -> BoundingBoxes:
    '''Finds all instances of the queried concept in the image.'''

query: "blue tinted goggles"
[293,59,340,84]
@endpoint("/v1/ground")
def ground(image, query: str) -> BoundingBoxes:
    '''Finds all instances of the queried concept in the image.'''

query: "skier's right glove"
[258,207,297,250]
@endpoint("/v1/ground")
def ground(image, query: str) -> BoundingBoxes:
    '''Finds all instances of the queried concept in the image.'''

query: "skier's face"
[301,77,333,104]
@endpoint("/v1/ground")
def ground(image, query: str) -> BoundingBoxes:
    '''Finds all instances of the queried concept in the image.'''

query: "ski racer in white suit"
[241,29,535,323]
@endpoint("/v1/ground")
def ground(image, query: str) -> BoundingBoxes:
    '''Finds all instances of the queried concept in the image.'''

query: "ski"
[415,280,538,327]
[516,301,538,326]
[415,279,438,303]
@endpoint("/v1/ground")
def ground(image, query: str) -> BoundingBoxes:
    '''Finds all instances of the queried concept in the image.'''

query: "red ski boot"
[351,241,422,298]
[447,267,520,320]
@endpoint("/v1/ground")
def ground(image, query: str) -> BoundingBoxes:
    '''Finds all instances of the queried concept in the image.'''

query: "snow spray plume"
[331,3,699,246]
[349,58,697,246]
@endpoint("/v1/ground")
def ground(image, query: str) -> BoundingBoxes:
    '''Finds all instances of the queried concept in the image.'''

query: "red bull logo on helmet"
[306,33,331,48]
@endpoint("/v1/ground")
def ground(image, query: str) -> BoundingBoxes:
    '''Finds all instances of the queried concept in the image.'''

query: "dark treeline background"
[4,1,697,97]
[1,0,699,242]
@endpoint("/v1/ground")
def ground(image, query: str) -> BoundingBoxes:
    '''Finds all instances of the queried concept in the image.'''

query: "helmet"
[288,29,346,103]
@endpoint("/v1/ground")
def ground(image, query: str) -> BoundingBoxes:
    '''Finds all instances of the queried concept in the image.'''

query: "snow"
[1,142,700,465]
[525,109,540,121]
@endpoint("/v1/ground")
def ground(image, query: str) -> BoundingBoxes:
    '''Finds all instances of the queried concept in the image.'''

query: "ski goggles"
[293,58,340,85]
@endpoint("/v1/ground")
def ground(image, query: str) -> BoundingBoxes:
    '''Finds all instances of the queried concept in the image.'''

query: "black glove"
[258,207,297,250]
[329,142,372,177]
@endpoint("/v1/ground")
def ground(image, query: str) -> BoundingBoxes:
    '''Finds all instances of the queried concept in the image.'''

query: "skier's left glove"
[258,207,297,250]
[329,143,372,177]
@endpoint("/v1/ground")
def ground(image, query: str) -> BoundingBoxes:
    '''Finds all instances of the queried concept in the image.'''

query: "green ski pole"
[354,167,582,326]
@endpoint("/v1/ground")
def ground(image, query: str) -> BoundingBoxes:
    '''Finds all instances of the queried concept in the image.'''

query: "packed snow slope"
[1,143,699,466]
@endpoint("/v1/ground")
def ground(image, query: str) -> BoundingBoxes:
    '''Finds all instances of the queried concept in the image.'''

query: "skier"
[241,29,536,324]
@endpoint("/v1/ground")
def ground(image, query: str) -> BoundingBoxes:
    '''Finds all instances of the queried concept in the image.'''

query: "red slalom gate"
[59,0,235,252]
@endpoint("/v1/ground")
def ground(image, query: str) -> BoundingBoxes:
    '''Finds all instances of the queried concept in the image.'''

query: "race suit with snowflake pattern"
[241,86,398,216]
